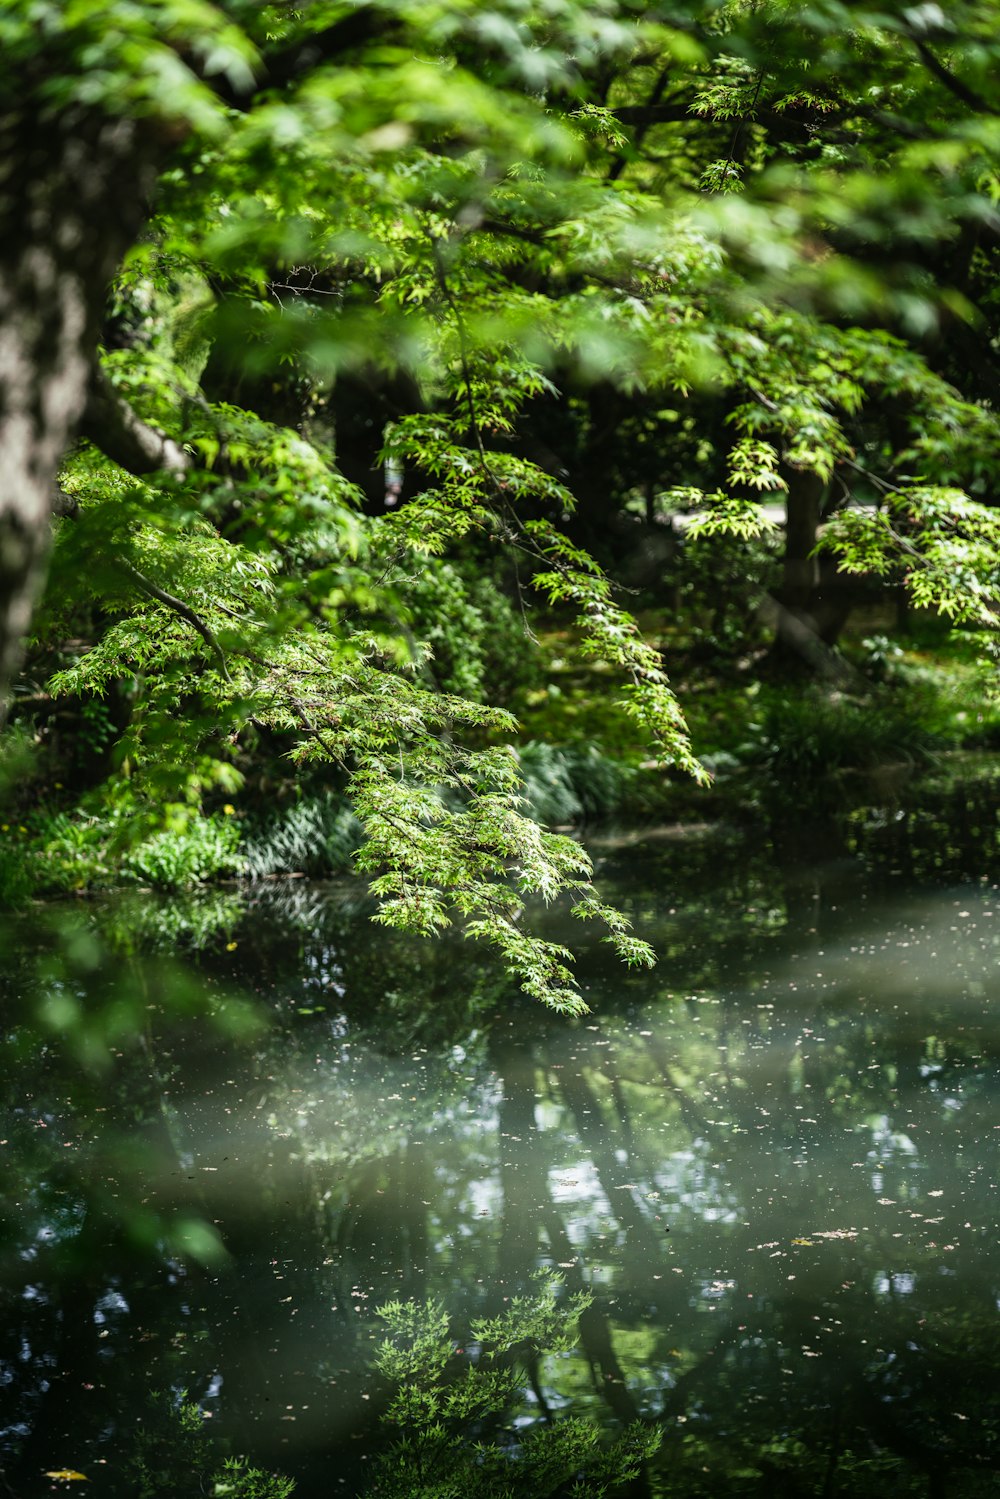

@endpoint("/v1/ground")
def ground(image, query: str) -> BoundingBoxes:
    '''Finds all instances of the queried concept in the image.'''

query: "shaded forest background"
[5,0,1000,983]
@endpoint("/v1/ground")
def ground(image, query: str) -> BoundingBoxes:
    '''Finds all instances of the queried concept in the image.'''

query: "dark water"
[4,806,1000,1496]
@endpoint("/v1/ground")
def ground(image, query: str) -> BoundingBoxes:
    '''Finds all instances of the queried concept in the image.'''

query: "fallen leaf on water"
[44,1473,88,1483]
[792,1238,814,1246]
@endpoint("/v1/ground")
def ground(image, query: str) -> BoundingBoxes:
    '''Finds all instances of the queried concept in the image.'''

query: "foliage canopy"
[5,0,1000,1004]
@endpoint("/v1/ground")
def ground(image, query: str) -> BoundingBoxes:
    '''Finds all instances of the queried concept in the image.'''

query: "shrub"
[242,792,362,879]
[122,815,242,890]
[517,742,635,825]
[742,684,945,777]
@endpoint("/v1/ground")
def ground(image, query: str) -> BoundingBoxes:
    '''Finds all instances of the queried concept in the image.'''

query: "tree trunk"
[0,115,157,715]
[770,469,856,678]
[782,469,824,612]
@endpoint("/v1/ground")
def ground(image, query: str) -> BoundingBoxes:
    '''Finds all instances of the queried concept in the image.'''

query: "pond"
[3,800,1000,1497]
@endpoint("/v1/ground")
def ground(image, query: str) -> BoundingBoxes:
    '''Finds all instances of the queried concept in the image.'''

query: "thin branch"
[428,236,500,485]
[117,558,232,681]
[910,36,997,116]
[267,281,341,297]
[511,553,540,644]
[724,69,766,179]
[426,232,687,762]
[285,692,347,763]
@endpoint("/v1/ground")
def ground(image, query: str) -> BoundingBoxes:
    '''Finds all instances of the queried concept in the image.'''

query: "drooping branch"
[117,558,231,681]
[116,560,352,756]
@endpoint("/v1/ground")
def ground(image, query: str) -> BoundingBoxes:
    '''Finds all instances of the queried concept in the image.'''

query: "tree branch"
[264,6,402,91]
[203,4,402,108]
[910,36,997,115]
[117,558,231,680]
[477,218,549,247]
[81,368,190,477]
[609,102,693,125]
[608,64,673,182]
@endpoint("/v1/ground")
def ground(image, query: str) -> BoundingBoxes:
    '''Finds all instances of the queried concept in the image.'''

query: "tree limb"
[608,64,673,182]
[204,4,402,108]
[80,368,190,477]
[265,6,402,91]
[609,102,693,125]
[910,36,997,115]
[117,558,231,680]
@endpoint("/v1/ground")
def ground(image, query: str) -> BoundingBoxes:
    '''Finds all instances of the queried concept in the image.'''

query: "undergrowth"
[2,622,998,905]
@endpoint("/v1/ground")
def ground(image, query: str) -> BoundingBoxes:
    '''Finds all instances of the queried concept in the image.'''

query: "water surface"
[3,814,1000,1496]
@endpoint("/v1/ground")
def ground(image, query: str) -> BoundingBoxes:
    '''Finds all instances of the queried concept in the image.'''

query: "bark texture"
[0,112,158,714]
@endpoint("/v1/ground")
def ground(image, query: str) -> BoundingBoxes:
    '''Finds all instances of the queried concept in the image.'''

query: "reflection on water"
[3,815,1000,1496]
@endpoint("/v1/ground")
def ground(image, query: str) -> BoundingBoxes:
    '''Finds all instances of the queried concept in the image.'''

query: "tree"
[504,0,1000,659]
[5,0,1000,1009]
[4,0,710,1010]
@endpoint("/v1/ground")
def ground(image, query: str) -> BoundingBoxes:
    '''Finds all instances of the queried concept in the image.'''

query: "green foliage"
[17,809,113,895]
[369,1274,659,1498]
[123,812,242,889]
[673,534,778,658]
[28,342,666,1006]
[820,487,1000,624]
[663,631,1000,780]
[351,740,655,1016]
[395,552,540,706]
[12,0,1000,1007]
[743,685,949,778]
[242,792,361,879]
[128,1393,212,1499]
[102,888,245,951]
[382,408,705,783]
[211,1458,295,1499]
[11,805,242,896]
[124,1391,294,1499]
[517,741,636,825]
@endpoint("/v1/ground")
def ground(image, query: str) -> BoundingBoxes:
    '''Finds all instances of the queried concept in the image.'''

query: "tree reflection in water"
[3,817,1000,1497]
